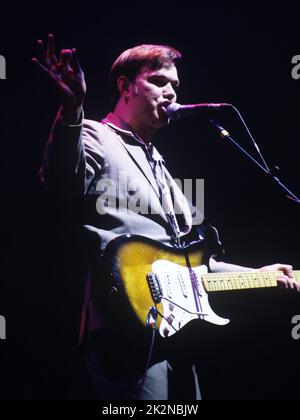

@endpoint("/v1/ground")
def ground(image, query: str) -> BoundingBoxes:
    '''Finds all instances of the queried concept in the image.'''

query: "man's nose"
[163,83,176,101]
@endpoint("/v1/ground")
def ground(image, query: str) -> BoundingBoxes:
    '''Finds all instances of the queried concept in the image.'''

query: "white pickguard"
[151,260,230,337]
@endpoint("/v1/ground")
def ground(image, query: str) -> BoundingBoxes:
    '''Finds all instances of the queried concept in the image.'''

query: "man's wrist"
[62,105,83,125]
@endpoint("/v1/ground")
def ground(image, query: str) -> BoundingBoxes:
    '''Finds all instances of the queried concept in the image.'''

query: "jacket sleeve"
[39,107,105,201]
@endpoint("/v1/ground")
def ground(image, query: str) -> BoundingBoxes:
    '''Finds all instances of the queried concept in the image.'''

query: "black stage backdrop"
[1,2,300,400]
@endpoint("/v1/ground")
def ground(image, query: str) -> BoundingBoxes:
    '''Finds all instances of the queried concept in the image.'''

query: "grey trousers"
[84,329,201,400]
[137,361,201,400]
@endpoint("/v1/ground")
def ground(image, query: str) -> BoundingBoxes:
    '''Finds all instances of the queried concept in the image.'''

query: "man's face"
[127,64,179,130]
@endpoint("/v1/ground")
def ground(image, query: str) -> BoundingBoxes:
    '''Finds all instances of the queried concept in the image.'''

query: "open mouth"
[158,103,171,117]
[157,106,170,122]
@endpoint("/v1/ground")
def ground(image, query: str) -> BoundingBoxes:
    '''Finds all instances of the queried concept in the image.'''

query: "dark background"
[1,2,300,400]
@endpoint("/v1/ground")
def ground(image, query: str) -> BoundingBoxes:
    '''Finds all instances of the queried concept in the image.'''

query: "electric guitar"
[102,233,300,338]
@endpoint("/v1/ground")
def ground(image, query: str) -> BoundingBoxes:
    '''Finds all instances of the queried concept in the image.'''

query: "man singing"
[33,35,299,400]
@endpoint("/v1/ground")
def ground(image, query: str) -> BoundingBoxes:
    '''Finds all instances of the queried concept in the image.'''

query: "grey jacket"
[40,110,193,250]
[40,109,195,336]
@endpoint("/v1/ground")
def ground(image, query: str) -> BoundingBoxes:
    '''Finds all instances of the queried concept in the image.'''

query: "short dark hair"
[109,44,182,106]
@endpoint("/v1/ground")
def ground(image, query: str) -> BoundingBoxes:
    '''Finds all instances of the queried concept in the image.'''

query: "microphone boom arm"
[209,118,300,204]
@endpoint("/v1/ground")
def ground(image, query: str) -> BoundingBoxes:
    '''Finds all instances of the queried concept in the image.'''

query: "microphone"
[166,102,232,120]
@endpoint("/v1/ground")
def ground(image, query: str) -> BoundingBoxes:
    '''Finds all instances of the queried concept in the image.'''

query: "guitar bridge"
[147,273,162,303]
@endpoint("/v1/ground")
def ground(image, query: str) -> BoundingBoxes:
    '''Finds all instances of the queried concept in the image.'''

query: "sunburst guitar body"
[102,234,300,338]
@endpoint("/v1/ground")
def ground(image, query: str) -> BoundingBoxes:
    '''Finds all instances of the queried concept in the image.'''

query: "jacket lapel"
[117,136,161,199]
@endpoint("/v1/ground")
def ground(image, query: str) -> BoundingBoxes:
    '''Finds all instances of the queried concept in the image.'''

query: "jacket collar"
[102,113,165,164]
[102,113,162,198]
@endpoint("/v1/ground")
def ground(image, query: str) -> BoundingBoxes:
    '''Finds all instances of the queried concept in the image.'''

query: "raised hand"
[32,34,86,123]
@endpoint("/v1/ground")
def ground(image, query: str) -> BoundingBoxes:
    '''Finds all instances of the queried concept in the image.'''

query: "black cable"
[135,324,157,399]
[231,105,271,173]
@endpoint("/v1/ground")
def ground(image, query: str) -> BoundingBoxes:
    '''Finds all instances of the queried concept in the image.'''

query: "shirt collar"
[102,112,165,164]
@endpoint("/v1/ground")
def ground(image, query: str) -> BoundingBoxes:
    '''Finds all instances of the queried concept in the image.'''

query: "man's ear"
[117,75,130,96]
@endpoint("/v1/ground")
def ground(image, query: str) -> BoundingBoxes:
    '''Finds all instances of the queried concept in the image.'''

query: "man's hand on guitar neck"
[258,263,300,292]
[210,259,300,292]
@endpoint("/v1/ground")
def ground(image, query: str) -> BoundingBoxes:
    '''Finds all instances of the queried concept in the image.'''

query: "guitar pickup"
[147,273,162,303]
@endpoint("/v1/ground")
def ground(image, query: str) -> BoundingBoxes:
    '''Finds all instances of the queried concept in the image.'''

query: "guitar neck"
[202,270,300,292]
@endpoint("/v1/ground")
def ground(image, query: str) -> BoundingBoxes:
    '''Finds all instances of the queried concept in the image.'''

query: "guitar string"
[161,296,208,317]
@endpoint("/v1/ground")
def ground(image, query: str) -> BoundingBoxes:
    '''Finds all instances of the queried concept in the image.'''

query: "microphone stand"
[209,110,300,204]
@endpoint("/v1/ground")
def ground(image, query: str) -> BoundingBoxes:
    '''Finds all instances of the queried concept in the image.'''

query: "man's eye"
[149,77,179,91]
[150,78,166,87]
